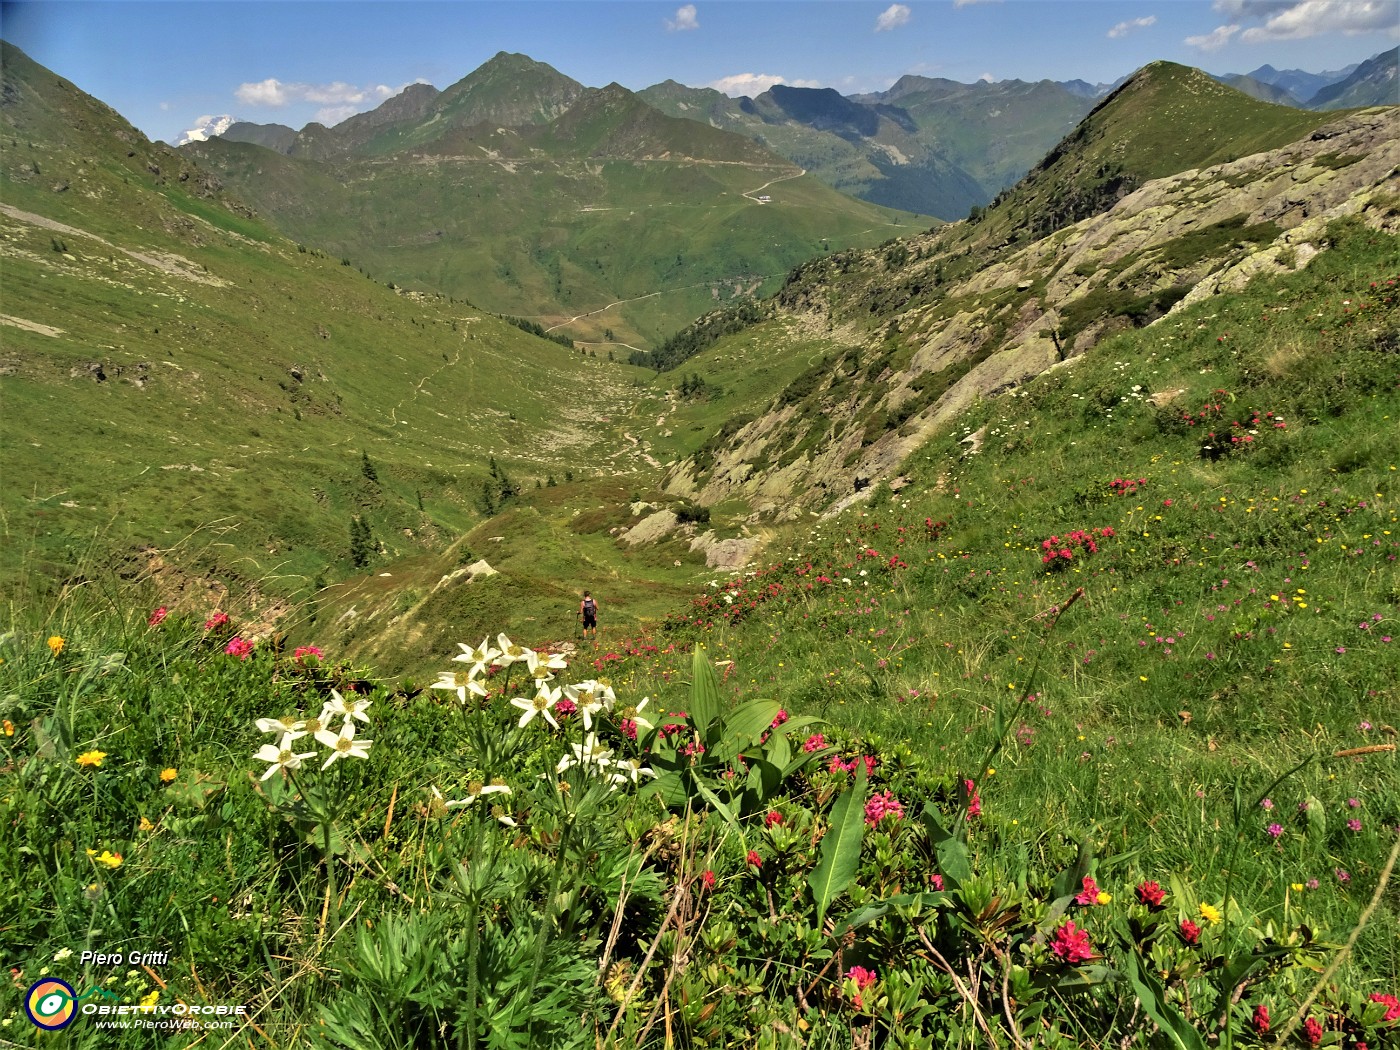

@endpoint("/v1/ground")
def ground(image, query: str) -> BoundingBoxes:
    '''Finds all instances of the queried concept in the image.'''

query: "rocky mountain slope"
[661,67,1398,516]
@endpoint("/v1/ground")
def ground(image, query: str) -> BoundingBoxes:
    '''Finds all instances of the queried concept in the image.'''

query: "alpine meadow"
[2,14,1399,1050]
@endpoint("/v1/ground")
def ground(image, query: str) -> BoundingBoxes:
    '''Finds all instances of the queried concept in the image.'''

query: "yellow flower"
[2,719,13,737]
[1096,891,1112,905]
[138,816,155,832]
[139,989,160,1011]
[76,750,108,768]
[47,635,65,656]
[1199,902,1222,925]
[159,767,178,783]
[86,848,123,869]
[1291,883,1304,892]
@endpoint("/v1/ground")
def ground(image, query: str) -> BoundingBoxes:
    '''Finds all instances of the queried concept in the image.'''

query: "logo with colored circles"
[25,979,78,1030]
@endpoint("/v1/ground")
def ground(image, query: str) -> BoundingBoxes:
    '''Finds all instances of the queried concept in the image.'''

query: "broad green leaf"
[689,644,722,733]
[811,761,868,924]
[1121,940,1208,1050]
[920,802,971,887]
[722,698,783,754]
[638,769,688,808]
[766,727,792,771]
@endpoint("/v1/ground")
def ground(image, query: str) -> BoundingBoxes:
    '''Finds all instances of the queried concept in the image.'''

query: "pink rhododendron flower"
[148,607,168,626]
[224,637,253,660]
[1369,993,1399,1022]
[1050,921,1094,963]
[1252,1004,1270,1035]
[1075,876,1102,906]
[1135,880,1166,909]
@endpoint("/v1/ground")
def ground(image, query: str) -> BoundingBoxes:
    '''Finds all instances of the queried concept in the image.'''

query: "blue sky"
[3,1,1396,142]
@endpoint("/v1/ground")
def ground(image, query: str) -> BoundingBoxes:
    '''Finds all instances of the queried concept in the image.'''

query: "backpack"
[583,597,596,615]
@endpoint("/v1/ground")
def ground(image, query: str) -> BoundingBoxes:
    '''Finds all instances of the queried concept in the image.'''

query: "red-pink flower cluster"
[148,607,168,626]
[1050,921,1094,963]
[828,754,878,777]
[224,637,253,660]
[964,778,981,817]
[1040,527,1115,566]
[802,733,826,752]
[1252,1004,1270,1034]
[203,611,229,632]
[864,790,904,827]
[1370,993,1400,1022]
[1075,876,1104,906]
[293,645,323,663]
[1109,477,1147,497]
[1135,880,1166,909]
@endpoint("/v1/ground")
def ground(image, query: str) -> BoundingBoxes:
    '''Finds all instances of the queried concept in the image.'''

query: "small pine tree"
[350,516,373,568]
[361,451,379,484]
[547,474,557,487]
[565,469,574,483]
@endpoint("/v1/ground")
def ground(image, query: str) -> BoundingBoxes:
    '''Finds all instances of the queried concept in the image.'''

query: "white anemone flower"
[443,778,513,809]
[609,757,657,786]
[566,681,611,729]
[495,633,534,666]
[556,732,614,774]
[509,684,561,729]
[454,638,501,669]
[321,688,372,724]
[314,722,373,769]
[253,736,317,781]
[431,670,489,706]
[254,715,307,738]
[524,649,567,685]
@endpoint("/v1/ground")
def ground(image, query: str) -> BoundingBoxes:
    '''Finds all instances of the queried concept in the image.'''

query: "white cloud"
[316,105,360,126]
[977,72,996,83]
[1108,15,1157,38]
[1196,1,1397,46]
[953,0,1002,6]
[1239,0,1399,40]
[708,73,822,97]
[234,77,426,112]
[666,4,699,31]
[1185,23,1241,50]
[235,78,290,106]
[875,4,911,31]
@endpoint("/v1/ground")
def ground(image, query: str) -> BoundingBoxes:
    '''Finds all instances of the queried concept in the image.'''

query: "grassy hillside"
[0,204,1394,1050]
[0,42,676,612]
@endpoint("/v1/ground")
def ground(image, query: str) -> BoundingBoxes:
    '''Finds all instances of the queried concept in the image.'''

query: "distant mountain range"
[185,52,923,348]
[207,48,1394,225]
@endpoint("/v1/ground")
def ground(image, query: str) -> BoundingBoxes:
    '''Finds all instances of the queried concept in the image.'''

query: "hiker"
[578,590,598,641]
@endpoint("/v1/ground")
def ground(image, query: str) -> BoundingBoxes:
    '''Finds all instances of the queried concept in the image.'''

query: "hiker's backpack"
[583,597,596,615]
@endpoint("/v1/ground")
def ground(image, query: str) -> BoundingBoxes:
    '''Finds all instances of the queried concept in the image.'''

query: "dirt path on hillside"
[742,168,806,203]
[544,291,661,334]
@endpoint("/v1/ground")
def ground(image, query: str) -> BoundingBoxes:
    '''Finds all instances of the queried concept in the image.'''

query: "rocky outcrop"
[670,108,1400,517]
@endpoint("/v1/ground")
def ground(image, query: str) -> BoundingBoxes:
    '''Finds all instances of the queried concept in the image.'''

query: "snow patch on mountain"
[174,115,236,146]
